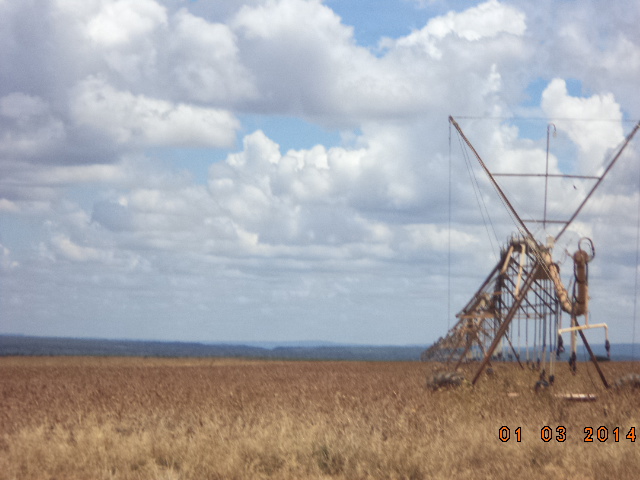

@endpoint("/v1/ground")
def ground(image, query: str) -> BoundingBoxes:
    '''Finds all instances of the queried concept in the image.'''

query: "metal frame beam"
[472,263,542,384]
[555,121,640,242]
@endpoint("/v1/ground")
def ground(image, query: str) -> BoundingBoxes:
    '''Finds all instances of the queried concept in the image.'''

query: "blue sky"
[1,0,640,346]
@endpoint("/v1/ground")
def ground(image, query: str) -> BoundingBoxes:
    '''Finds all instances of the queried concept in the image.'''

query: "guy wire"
[448,119,452,330]
[633,150,640,360]
[455,131,499,260]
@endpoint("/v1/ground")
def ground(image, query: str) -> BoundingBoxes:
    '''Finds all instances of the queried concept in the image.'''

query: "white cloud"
[50,233,105,262]
[231,0,366,120]
[401,223,478,253]
[79,128,438,265]
[71,76,240,147]
[233,0,352,43]
[169,10,257,103]
[0,244,19,270]
[230,0,512,122]
[541,78,625,173]
[0,199,19,213]
[0,92,66,158]
[0,93,49,120]
[86,0,167,47]
[391,0,525,57]
[517,0,640,117]
[33,164,127,185]
[68,0,168,83]
[423,0,523,40]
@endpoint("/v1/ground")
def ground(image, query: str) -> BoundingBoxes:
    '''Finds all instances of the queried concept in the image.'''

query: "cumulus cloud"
[85,0,168,47]
[226,0,531,125]
[71,76,240,147]
[209,130,399,249]
[515,0,640,116]
[0,93,66,158]
[169,10,257,103]
[395,0,525,50]
[80,125,457,271]
[81,0,169,82]
[231,0,365,119]
[541,78,625,173]
[49,234,106,263]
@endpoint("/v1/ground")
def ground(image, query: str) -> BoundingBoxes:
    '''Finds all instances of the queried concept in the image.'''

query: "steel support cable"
[517,309,521,359]
[634,155,640,360]
[450,117,534,242]
[474,159,533,243]
[549,287,557,379]
[456,132,499,259]
[525,314,530,363]
[542,288,548,371]
[459,133,500,254]
[448,120,452,330]
[497,182,545,235]
[533,309,538,364]
[477,156,548,237]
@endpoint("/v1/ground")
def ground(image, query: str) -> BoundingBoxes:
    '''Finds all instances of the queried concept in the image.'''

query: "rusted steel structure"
[422,117,640,387]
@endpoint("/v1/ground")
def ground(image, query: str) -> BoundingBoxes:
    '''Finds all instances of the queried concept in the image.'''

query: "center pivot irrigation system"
[422,116,640,388]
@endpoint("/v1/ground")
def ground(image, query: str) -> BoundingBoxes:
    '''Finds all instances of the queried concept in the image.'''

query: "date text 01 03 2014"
[498,426,637,443]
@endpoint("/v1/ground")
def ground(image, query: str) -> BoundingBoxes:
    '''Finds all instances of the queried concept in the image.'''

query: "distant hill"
[0,335,425,361]
[1,335,637,362]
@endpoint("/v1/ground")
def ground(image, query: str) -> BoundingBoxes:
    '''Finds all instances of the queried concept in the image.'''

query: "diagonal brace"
[472,263,542,385]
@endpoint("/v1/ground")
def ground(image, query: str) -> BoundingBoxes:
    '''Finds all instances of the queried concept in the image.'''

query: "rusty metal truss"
[422,117,640,388]
[421,236,560,374]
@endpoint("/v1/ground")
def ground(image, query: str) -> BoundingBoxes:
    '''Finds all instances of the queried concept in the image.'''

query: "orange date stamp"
[499,426,637,443]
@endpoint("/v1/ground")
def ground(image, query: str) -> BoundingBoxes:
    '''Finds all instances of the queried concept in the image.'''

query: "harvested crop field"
[1,357,639,479]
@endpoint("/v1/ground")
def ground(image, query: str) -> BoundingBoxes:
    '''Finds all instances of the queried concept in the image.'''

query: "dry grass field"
[1,356,639,480]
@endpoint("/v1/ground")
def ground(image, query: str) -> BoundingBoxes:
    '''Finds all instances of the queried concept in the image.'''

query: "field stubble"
[0,357,639,479]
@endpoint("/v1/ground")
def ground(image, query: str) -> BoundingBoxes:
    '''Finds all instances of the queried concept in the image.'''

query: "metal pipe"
[544,123,556,229]
[555,121,640,242]
[558,322,608,335]
[492,173,599,179]
[472,263,542,384]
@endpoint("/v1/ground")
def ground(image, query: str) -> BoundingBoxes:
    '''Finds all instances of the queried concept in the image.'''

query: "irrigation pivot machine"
[422,116,640,388]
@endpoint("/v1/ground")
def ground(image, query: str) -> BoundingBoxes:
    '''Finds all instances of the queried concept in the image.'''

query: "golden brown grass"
[1,357,639,479]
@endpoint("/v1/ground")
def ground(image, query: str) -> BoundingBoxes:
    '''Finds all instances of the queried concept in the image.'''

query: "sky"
[1,0,640,346]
